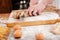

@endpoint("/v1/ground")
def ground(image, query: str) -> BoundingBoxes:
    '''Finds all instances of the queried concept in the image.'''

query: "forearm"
[39,0,53,6]
[29,0,38,6]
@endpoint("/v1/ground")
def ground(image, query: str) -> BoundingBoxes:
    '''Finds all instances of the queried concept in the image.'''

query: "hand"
[28,3,46,16]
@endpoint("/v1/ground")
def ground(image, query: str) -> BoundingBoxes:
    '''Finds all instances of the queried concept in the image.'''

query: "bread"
[0,27,10,40]
[10,10,29,19]
[12,11,21,19]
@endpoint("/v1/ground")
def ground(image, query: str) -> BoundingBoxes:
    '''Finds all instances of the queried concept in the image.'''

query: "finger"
[38,10,42,15]
[36,11,40,15]
[24,10,29,17]
[27,8,32,16]
[29,8,34,16]
[36,10,40,15]
[32,10,37,16]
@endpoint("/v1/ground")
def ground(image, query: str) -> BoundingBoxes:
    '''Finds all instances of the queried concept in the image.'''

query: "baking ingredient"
[35,33,44,40]
[13,25,21,31]
[0,26,10,40]
[24,12,59,22]
[13,30,22,39]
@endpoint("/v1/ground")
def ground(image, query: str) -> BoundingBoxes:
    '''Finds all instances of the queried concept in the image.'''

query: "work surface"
[0,10,60,40]
[8,23,60,40]
[7,11,60,40]
[0,6,60,18]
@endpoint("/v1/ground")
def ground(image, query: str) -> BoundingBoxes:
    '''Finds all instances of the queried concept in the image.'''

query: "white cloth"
[38,0,60,9]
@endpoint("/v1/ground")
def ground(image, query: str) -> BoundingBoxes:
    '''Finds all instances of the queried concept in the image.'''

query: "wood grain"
[7,18,60,27]
[0,0,12,13]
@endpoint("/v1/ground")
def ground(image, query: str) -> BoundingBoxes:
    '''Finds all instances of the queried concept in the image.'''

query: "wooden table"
[0,13,10,18]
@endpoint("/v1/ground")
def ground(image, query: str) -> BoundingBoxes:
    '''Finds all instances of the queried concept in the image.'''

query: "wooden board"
[0,0,12,13]
[7,18,60,27]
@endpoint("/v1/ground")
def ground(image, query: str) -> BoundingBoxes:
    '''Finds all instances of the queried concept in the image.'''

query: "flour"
[20,12,60,40]
[23,12,59,22]
[8,12,60,40]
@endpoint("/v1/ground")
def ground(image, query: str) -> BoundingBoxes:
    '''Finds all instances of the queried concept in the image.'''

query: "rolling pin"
[7,10,60,27]
[7,18,60,27]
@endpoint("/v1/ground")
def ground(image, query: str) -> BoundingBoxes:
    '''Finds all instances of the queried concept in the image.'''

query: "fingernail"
[37,12,39,15]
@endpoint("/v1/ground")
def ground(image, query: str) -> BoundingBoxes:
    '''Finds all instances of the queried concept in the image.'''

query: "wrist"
[37,2,46,10]
[29,3,36,7]
[42,0,52,5]
[38,0,50,6]
[29,0,38,6]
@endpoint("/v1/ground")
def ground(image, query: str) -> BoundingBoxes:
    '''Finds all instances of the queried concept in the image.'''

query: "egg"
[13,30,22,39]
[35,33,44,40]
[13,25,21,31]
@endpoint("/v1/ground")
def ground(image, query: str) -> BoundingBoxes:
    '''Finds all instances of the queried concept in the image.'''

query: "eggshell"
[35,33,44,40]
[13,25,21,31]
[13,30,22,38]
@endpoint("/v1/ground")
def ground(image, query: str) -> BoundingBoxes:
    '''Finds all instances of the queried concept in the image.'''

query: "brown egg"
[35,33,44,40]
[13,30,22,39]
[13,25,21,31]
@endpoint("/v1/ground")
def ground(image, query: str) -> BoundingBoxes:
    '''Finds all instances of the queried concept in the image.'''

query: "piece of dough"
[0,27,10,40]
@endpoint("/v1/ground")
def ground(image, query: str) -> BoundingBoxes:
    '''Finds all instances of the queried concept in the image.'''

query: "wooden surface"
[7,18,60,27]
[0,13,10,18]
[0,0,12,13]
